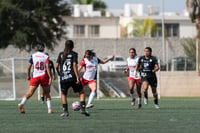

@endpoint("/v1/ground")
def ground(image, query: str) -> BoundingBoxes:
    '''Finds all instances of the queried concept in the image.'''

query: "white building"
[64,4,196,39]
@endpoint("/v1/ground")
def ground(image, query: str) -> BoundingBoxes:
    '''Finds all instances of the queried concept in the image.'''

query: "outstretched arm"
[100,55,115,64]
[55,63,60,76]
[27,63,32,80]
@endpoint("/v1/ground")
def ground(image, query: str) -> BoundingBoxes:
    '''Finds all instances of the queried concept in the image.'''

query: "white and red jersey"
[127,56,140,79]
[29,52,49,78]
[80,56,100,81]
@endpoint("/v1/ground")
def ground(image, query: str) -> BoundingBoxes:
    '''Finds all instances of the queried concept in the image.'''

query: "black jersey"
[138,56,158,78]
[56,51,78,82]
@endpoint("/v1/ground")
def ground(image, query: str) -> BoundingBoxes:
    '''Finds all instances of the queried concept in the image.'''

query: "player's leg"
[128,78,135,106]
[150,77,159,109]
[43,85,52,113]
[86,81,97,109]
[41,87,45,104]
[18,85,38,113]
[60,83,69,117]
[142,81,149,105]
[136,79,142,108]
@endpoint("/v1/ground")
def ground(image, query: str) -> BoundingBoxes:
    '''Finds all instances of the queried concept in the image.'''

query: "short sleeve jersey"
[127,56,140,79]
[29,51,49,78]
[56,51,78,82]
[138,56,158,77]
[80,56,101,81]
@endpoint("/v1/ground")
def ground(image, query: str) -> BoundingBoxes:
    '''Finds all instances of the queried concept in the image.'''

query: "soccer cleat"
[144,98,148,105]
[48,109,53,114]
[60,112,69,117]
[80,110,90,116]
[86,104,94,109]
[154,104,160,109]
[18,103,25,114]
[137,104,142,109]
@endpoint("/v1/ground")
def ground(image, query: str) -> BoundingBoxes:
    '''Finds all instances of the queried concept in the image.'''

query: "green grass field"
[0,97,200,133]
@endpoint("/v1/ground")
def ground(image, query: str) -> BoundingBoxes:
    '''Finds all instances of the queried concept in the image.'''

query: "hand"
[123,70,127,74]
[53,75,56,80]
[48,77,52,86]
[76,78,80,84]
[27,75,31,80]
[111,55,115,59]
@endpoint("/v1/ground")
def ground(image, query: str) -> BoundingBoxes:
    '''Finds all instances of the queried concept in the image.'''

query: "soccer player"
[78,50,114,109]
[124,48,142,109]
[56,40,89,117]
[41,53,56,104]
[18,42,52,114]
[135,47,160,109]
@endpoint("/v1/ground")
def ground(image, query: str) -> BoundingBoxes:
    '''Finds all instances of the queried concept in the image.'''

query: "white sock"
[47,100,51,109]
[138,98,142,104]
[21,97,28,105]
[87,92,96,105]
[130,93,135,101]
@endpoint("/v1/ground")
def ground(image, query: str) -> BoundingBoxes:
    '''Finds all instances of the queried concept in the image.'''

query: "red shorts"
[30,74,49,87]
[128,77,141,85]
[80,77,96,86]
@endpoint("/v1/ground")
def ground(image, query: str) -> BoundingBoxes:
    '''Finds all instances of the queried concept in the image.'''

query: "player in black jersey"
[56,40,90,117]
[136,47,160,109]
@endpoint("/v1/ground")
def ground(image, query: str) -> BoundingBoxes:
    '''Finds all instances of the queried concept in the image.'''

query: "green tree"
[181,37,196,58]
[130,18,156,37]
[0,0,71,51]
[74,0,107,15]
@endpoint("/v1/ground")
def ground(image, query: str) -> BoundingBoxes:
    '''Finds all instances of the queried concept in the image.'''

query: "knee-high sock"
[87,92,96,105]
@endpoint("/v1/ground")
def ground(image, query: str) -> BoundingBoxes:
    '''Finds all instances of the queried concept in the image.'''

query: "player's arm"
[27,63,32,80]
[73,62,80,84]
[100,55,115,64]
[78,59,85,73]
[152,64,159,72]
[123,66,129,74]
[55,63,60,76]
[46,58,52,85]
[51,61,56,80]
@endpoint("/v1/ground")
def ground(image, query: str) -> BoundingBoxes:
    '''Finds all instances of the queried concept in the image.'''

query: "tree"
[130,18,156,38]
[74,0,107,15]
[0,0,71,51]
[181,38,196,58]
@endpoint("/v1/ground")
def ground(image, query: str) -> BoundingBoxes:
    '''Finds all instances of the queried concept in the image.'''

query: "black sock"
[144,91,148,99]
[41,96,44,102]
[80,101,86,111]
[63,104,68,112]
[154,98,158,105]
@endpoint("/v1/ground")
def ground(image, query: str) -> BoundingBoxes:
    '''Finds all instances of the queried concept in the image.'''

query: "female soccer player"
[135,47,160,109]
[56,40,89,117]
[124,48,142,108]
[78,50,114,109]
[18,42,52,114]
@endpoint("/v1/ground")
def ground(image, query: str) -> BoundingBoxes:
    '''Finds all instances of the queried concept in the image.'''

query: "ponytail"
[62,40,74,63]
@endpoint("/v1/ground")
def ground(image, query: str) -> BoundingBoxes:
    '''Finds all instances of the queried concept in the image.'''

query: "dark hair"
[145,47,152,53]
[84,50,93,57]
[36,42,45,52]
[62,40,74,63]
[129,48,136,53]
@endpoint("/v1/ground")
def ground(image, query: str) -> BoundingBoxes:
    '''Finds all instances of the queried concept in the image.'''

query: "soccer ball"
[72,101,81,111]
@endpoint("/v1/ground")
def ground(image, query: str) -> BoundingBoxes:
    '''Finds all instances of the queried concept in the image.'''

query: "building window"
[73,25,85,37]
[88,25,100,37]
[155,23,179,37]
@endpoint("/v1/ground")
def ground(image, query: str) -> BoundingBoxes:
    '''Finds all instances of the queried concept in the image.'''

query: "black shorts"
[60,81,83,95]
[140,76,157,88]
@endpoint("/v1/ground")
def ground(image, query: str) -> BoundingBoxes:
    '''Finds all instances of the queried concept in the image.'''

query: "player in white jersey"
[18,42,52,114]
[78,50,114,109]
[124,48,142,109]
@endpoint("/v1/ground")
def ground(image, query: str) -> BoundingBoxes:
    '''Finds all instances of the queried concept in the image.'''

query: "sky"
[103,0,186,14]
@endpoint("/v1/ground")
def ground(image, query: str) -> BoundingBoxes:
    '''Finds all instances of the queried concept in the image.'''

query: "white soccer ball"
[72,101,81,111]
